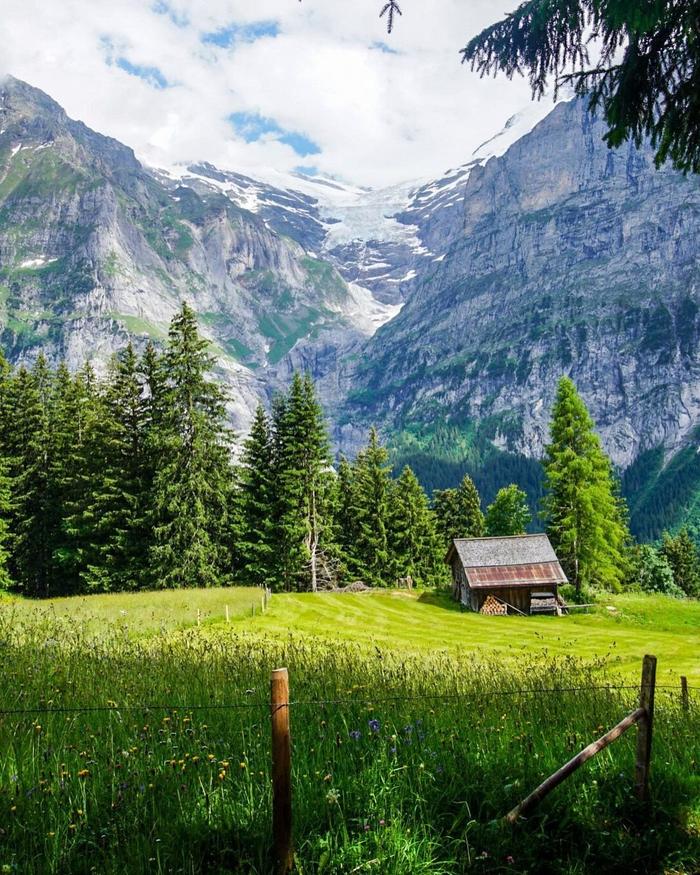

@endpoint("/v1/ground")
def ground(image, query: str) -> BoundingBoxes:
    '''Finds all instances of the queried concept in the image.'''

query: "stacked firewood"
[480,595,507,615]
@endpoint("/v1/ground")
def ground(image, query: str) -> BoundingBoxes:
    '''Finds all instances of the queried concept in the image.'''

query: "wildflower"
[326,788,340,805]
[506,856,515,865]
[349,730,361,741]
[379,819,385,827]
[239,762,247,770]
[368,719,381,733]
[77,769,90,779]
[364,823,370,832]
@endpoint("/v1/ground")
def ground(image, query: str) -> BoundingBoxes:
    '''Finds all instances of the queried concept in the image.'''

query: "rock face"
[339,99,700,472]
[2,76,700,534]
[0,76,397,431]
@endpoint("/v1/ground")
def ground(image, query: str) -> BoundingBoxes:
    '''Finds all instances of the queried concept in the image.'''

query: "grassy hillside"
[5,586,698,683]
[250,590,700,683]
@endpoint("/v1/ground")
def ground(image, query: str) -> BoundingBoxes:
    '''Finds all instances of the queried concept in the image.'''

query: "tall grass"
[0,612,697,873]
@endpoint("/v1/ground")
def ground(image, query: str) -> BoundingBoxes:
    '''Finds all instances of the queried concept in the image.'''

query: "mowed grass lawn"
[250,589,700,684]
[3,586,698,683]
[0,585,264,635]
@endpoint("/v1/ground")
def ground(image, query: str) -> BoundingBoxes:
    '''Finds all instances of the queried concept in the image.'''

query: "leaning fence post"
[271,668,293,873]
[634,654,656,800]
[681,676,689,712]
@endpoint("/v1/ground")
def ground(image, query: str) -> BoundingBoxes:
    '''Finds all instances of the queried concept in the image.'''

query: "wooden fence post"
[681,676,689,712]
[634,654,656,801]
[271,668,293,873]
[225,605,230,623]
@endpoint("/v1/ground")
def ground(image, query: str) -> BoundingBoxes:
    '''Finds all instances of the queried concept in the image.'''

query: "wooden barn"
[446,534,568,615]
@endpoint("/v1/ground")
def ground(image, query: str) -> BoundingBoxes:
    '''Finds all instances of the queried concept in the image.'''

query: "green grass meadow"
[0,589,697,873]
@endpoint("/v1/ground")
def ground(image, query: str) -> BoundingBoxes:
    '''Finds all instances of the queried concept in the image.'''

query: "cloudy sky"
[0,0,546,188]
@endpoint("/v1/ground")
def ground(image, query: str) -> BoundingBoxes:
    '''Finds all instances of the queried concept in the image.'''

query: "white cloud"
[0,0,547,187]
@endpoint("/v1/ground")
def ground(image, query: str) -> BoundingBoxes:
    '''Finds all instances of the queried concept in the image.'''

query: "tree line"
[0,303,696,599]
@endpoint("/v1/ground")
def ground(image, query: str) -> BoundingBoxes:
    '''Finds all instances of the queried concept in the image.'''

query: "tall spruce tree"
[0,456,12,589]
[52,363,106,591]
[238,404,275,586]
[333,455,360,573]
[271,373,333,591]
[8,357,60,596]
[433,474,485,545]
[150,303,234,588]
[485,484,531,536]
[660,528,700,598]
[352,427,392,586]
[78,345,152,591]
[390,465,443,585]
[542,377,630,593]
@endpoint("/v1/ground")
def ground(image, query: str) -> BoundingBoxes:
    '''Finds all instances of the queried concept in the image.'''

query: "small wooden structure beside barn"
[446,534,568,615]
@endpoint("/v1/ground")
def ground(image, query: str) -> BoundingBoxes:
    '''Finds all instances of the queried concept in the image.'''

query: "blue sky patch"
[101,36,171,89]
[152,1,189,28]
[202,21,279,48]
[295,165,319,177]
[115,57,170,89]
[229,112,321,158]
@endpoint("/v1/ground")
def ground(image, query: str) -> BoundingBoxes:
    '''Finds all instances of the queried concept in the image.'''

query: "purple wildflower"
[368,719,381,733]
[349,730,361,740]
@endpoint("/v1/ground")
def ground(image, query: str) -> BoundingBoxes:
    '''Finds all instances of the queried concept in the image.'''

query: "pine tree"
[352,428,392,586]
[271,373,333,591]
[52,363,106,592]
[149,303,234,588]
[238,404,275,586]
[660,528,700,598]
[78,345,152,591]
[485,484,531,536]
[433,474,485,545]
[0,456,12,590]
[390,465,443,585]
[462,1,700,175]
[542,377,630,594]
[8,357,60,596]
[333,455,360,570]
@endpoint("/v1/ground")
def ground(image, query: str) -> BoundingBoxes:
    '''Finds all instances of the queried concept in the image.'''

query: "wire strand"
[0,683,693,717]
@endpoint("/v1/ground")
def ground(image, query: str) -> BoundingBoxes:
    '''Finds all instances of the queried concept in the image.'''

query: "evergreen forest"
[0,304,697,600]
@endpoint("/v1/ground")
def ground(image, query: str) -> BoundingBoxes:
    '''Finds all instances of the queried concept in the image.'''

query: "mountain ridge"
[2,75,700,539]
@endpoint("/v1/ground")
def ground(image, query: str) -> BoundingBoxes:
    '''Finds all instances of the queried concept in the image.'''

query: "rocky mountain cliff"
[2,77,700,538]
[0,76,399,427]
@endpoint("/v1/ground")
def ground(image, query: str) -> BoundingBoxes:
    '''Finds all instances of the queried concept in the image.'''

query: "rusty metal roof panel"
[466,561,567,589]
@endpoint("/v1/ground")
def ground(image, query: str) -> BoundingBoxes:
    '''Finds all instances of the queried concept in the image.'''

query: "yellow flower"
[239,762,247,770]
[77,769,90,779]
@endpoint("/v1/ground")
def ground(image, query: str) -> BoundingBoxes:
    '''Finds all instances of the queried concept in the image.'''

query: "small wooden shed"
[446,534,568,615]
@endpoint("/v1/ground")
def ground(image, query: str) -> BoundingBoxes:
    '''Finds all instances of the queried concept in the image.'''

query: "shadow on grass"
[417,589,462,613]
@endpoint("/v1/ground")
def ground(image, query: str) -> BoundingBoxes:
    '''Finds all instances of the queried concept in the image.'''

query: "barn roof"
[449,534,558,568]
[446,534,568,589]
